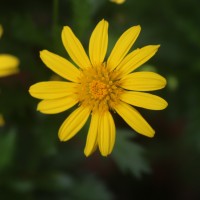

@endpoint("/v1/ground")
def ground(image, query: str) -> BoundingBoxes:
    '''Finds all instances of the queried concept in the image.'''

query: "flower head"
[29,19,167,157]
[0,25,19,77]
[110,0,126,4]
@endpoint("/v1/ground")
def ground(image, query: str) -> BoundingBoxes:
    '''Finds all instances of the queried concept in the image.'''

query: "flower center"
[89,80,108,100]
[78,64,123,112]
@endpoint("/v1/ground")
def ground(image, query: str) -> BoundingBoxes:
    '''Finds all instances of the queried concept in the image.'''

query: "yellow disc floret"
[78,64,123,112]
[89,80,108,100]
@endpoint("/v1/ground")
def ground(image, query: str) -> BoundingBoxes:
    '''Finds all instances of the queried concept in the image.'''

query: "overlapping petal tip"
[58,106,91,141]
[116,45,160,77]
[37,96,78,114]
[107,25,141,71]
[120,71,167,91]
[40,50,80,83]
[98,111,116,156]
[29,81,78,99]
[62,26,92,69]
[120,91,168,110]
[84,113,99,157]
[115,102,155,137]
[0,54,19,77]
[89,19,108,67]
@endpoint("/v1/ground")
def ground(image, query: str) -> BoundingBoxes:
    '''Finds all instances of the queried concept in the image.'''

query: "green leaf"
[36,172,73,191]
[8,179,34,193]
[68,175,113,200]
[112,129,151,178]
[0,129,16,172]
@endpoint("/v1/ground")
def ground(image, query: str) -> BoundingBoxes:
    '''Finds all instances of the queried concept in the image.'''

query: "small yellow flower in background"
[0,25,3,37]
[0,54,19,77]
[0,25,20,126]
[110,0,126,4]
[29,19,167,157]
[0,114,5,127]
[0,25,19,77]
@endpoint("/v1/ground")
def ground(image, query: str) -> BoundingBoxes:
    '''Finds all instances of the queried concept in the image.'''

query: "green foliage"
[112,129,150,178]
[68,175,113,200]
[0,129,16,172]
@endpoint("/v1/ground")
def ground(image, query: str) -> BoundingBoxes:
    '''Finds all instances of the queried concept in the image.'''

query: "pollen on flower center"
[89,80,108,99]
[78,64,123,112]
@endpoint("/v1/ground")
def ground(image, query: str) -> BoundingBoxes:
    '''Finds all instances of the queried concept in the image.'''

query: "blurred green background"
[0,0,200,199]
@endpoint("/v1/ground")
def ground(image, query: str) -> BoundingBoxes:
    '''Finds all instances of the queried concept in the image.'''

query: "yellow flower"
[0,25,19,126]
[110,0,126,4]
[0,25,3,37]
[0,114,5,127]
[29,19,167,157]
[0,25,19,77]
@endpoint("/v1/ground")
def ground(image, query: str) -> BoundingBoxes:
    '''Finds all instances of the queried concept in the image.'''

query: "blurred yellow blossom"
[0,25,3,37]
[29,19,167,157]
[0,25,19,77]
[0,25,20,125]
[110,0,126,4]
[0,114,5,127]
[0,54,19,77]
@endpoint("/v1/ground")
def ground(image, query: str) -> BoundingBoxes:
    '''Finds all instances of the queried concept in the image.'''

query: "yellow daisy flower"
[29,19,167,157]
[0,25,19,77]
[110,0,126,4]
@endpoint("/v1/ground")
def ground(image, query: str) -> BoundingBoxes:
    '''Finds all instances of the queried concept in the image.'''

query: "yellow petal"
[116,45,160,78]
[107,25,141,71]
[84,112,99,157]
[0,54,19,77]
[89,19,108,67]
[59,106,91,141]
[98,111,116,156]
[62,26,92,69]
[0,25,3,38]
[120,91,168,110]
[40,50,80,82]
[120,72,166,91]
[29,81,78,99]
[115,102,155,137]
[37,97,78,114]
